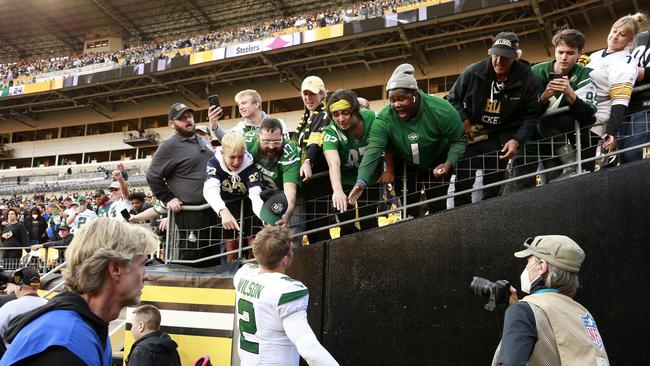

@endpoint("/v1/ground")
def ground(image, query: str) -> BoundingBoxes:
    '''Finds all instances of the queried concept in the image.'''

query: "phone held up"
[208,95,220,108]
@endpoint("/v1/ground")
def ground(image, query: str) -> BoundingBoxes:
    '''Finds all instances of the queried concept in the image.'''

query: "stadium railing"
[159,104,650,265]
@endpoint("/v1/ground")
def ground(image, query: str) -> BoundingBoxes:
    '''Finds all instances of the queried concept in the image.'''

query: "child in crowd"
[203,132,263,262]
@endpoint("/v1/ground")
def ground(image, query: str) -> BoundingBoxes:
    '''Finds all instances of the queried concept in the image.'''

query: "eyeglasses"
[108,188,119,192]
[260,139,283,147]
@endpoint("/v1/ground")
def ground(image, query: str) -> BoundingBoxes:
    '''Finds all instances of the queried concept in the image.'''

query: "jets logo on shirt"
[408,133,419,142]
[581,313,604,349]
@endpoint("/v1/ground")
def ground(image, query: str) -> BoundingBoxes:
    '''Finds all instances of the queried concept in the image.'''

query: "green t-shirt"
[323,109,376,186]
[244,131,301,190]
[357,89,466,183]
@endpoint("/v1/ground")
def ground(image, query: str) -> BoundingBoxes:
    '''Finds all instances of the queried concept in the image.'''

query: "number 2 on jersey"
[238,298,259,354]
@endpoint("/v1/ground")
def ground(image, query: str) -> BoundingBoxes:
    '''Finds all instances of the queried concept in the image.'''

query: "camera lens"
[470,276,495,298]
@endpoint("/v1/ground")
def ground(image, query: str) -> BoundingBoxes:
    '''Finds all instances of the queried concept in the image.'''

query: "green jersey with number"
[531,60,597,115]
[356,89,466,183]
[96,201,112,218]
[234,263,309,366]
[323,109,376,186]
[244,131,301,191]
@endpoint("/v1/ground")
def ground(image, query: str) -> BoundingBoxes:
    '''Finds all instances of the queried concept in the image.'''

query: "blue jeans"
[619,110,650,163]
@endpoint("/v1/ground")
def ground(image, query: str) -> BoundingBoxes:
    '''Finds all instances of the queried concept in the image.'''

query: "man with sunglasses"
[492,235,609,366]
[243,118,300,228]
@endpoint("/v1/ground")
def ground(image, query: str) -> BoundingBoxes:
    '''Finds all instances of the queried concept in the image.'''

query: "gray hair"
[64,218,158,294]
[544,262,580,297]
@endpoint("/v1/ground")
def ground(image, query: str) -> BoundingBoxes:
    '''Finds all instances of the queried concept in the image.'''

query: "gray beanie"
[387,63,418,91]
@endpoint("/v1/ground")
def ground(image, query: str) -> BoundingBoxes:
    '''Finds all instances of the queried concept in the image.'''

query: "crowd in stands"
[1,0,425,88]
[1,12,648,268]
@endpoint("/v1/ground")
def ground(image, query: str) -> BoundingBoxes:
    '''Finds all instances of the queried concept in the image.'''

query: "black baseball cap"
[488,32,520,58]
[169,103,194,120]
[13,267,40,286]
[94,189,106,198]
[260,190,288,225]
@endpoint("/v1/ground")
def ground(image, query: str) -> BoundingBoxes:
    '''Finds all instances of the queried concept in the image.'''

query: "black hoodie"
[126,330,181,366]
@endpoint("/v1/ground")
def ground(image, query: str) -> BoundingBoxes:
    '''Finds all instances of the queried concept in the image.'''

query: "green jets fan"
[348,63,466,215]
[323,88,391,235]
[244,118,300,227]
[234,226,339,366]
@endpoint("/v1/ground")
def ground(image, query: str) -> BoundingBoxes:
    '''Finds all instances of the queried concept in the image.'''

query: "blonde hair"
[221,132,246,155]
[612,13,648,49]
[64,218,158,294]
[252,226,291,268]
[235,89,262,105]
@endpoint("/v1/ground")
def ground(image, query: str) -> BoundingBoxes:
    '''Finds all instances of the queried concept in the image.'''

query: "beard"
[174,123,195,137]
[262,147,281,159]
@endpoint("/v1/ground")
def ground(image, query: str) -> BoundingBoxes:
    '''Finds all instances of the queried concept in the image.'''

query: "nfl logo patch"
[581,313,604,349]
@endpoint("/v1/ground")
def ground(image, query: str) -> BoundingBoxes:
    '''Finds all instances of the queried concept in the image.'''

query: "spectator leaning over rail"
[585,13,645,161]
[620,14,650,163]
[532,29,598,181]
[292,76,333,244]
[447,31,540,207]
[204,132,264,263]
[349,63,466,217]
[324,89,391,236]
[1,218,157,366]
[243,117,301,230]
[146,102,217,262]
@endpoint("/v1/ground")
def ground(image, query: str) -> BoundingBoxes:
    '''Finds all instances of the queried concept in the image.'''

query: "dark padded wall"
[287,242,326,339]
[312,160,650,365]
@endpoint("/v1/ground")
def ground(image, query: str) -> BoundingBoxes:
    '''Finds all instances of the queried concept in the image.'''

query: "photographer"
[492,235,609,366]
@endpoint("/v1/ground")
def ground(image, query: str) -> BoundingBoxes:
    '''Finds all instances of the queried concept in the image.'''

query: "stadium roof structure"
[0,0,343,61]
[0,0,638,122]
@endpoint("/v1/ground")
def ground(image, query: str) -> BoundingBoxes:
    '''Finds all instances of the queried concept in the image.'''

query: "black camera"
[470,276,511,313]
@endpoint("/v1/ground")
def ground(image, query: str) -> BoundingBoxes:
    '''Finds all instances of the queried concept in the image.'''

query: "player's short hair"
[552,29,586,52]
[132,304,162,331]
[252,226,292,269]
[235,89,262,105]
[326,89,361,120]
[259,118,284,134]
[64,218,158,294]
[221,132,246,155]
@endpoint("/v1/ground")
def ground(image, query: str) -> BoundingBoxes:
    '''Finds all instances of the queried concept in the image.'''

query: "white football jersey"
[72,209,98,233]
[107,197,133,222]
[234,263,309,366]
[587,49,637,134]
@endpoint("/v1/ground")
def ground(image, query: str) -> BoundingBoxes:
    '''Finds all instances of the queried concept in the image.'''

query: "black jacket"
[126,330,181,366]
[25,216,48,243]
[448,57,541,144]
[292,102,330,173]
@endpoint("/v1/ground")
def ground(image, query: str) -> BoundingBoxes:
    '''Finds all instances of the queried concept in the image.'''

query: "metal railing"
[161,103,650,265]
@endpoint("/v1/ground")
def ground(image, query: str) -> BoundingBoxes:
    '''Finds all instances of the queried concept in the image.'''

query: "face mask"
[520,261,540,294]
[32,214,38,219]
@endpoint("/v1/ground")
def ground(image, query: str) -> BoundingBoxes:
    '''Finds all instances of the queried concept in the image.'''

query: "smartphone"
[208,94,220,108]
[120,208,131,221]
[549,72,563,80]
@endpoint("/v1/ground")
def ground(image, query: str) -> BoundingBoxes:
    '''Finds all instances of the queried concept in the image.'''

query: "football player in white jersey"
[66,196,98,234]
[586,13,645,151]
[234,226,339,366]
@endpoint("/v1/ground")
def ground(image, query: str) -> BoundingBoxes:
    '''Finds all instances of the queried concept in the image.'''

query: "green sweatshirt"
[356,89,466,183]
